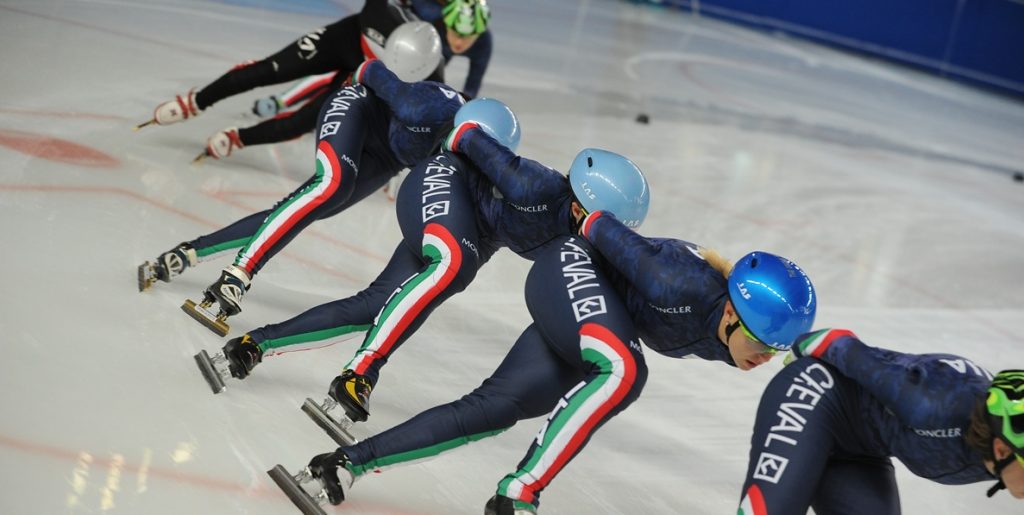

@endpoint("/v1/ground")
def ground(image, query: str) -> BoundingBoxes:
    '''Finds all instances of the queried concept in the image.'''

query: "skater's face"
[446,27,479,54]
[721,302,777,371]
[990,439,1024,499]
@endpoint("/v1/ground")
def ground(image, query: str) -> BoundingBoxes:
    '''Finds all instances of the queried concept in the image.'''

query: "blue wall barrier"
[632,0,1024,98]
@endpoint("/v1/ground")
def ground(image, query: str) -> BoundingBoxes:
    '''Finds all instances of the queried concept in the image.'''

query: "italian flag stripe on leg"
[738,484,767,515]
[797,328,855,358]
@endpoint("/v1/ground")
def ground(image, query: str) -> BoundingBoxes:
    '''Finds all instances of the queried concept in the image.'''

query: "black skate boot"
[307,451,353,505]
[328,370,373,423]
[181,265,250,336]
[485,495,538,515]
[193,334,262,395]
[267,451,353,514]
[223,334,262,379]
[301,370,370,446]
[138,242,197,292]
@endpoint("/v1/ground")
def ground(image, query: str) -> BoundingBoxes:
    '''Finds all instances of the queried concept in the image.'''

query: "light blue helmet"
[568,149,650,228]
[727,252,816,351]
[454,97,521,152]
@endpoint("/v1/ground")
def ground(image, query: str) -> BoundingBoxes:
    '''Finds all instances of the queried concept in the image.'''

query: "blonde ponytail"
[698,247,733,279]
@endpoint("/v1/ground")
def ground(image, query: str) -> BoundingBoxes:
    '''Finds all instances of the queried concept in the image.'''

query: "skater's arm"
[354,59,460,127]
[581,213,698,306]
[453,127,566,202]
[791,331,993,428]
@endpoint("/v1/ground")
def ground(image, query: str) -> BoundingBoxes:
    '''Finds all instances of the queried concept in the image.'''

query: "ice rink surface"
[1,0,1023,513]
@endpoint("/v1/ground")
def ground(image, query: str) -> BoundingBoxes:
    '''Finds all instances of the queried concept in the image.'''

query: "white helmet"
[381,21,443,82]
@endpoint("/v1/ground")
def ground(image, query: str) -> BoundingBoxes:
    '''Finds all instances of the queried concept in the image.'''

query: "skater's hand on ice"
[442,121,479,153]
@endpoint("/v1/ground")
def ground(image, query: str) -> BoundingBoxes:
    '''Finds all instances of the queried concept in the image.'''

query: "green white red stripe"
[445,121,478,152]
[236,140,345,274]
[795,328,854,358]
[738,484,768,515]
[499,323,637,504]
[346,223,462,374]
[348,427,507,477]
[580,211,602,238]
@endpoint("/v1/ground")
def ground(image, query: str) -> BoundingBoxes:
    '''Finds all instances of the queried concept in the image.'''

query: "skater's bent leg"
[811,457,900,515]
[190,210,272,262]
[341,324,581,476]
[232,87,380,278]
[496,323,648,507]
[343,222,479,384]
[344,160,483,384]
[194,16,358,109]
[497,237,648,507]
[248,245,423,354]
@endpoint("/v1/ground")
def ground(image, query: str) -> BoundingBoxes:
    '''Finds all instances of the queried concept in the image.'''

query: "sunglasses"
[738,320,778,356]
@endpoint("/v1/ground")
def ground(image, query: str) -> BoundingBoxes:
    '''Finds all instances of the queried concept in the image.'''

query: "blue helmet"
[727,252,816,351]
[454,97,521,152]
[568,149,650,228]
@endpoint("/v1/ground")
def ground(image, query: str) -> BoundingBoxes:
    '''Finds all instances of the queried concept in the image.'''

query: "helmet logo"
[737,282,751,300]
[579,181,596,200]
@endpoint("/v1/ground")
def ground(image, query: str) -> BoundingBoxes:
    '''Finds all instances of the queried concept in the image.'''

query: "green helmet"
[987,369,1024,454]
[984,370,1024,497]
[442,0,491,36]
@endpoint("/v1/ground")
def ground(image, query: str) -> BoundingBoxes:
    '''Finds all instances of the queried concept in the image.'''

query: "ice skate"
[252,95,282,118]
[193,334,262,394]
[193,127,243,163]
[485,495,538,515]
[135,89,200,130]
[137,242,197,292]
[181,265,250,337]
[267,452,353,515]
[301,370,370,445]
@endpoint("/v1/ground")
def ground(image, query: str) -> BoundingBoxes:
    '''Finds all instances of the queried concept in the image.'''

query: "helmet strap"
[986,453,1017,497]
[724,320,741,345]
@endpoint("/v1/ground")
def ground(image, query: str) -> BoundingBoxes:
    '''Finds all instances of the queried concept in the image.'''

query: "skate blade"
[181,299,230,337]
[137,262,157,292]
[194,350,227,394]
[267,465,327,515]
[191,149,211,164]
[133,119,156,131]
[301,398,358,446]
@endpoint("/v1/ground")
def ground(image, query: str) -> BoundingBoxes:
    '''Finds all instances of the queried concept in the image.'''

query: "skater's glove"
[351,59,378,86]
[442,121,480,153]
[577,210,604,238]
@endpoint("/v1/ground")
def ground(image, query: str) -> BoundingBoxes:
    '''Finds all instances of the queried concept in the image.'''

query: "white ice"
[1,0,1022,513]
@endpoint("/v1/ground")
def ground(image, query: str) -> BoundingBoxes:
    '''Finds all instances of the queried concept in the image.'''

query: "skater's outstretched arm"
[354,59,461,127]
[580,212,708,308]
[790,330,993,429]
[453,128,567,203]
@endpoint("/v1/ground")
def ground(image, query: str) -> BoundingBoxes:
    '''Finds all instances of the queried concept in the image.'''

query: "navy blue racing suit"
[333,214,739,510]
[737,330,993,515]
